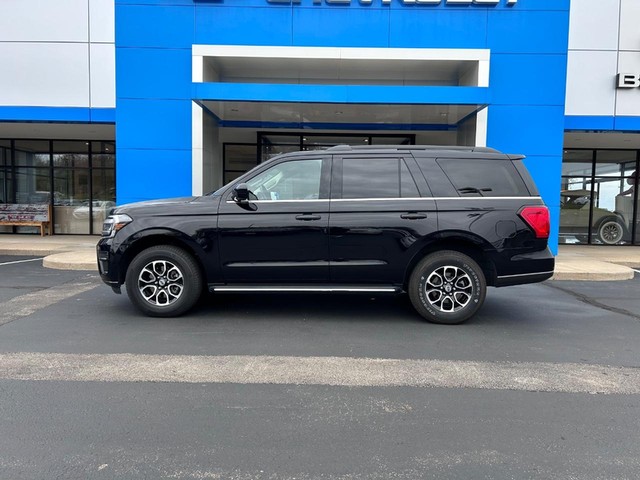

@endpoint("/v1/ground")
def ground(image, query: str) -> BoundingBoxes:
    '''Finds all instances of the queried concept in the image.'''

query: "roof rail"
[325,144,501,154]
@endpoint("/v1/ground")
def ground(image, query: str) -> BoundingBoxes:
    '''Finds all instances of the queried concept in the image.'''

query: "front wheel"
[408,251,486,325]
[125,245,203,317]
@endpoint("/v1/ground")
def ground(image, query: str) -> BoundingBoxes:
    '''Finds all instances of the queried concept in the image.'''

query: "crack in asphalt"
[544,282,640,321]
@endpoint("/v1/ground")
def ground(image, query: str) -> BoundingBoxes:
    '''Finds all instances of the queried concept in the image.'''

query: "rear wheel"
[408,251,486,325]
[125,245,203,317]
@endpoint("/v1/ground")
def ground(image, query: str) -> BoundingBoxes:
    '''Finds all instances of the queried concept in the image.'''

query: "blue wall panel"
[195,7,293,46]
[487,11,569,54]
[193,83,489,105]
[292,8,390,47]
[117,48,193,100]
[389,10,488,49]
[116,4,194,48]
[490,54,567,106]
[117,148,192,205]
[487,105,565,156]
[117,99,192,150]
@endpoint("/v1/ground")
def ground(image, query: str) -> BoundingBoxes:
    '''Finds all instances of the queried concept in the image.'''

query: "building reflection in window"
[561,149,639,245]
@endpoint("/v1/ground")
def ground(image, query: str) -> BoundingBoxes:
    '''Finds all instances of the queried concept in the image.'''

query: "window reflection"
[0,139,115,234]
[561,149,639,245]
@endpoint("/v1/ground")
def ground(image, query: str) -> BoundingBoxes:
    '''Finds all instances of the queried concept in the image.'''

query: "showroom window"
[223,132,415,186]
[0,139,116,235]
[560,149,639,245]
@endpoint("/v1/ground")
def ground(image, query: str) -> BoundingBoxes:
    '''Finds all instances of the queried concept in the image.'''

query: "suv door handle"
[400,212,427,220]
[295,214,322,221]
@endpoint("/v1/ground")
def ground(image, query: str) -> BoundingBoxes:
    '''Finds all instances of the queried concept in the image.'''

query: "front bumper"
[96,238,122,292]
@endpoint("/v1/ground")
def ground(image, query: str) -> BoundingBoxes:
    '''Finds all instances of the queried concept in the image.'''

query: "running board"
[210,285,401,293]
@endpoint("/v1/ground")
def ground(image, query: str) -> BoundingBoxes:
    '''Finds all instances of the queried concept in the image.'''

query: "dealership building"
[0,0,639,250]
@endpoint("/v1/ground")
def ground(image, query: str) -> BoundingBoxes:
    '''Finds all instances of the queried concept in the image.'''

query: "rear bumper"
[494,247,555,287]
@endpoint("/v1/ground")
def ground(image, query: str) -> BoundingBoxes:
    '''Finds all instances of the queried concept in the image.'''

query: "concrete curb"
[551,269,635,282]
[42,251,98,271]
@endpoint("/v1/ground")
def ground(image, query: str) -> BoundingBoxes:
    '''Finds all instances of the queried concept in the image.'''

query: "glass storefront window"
[53,141,89,154]
[595,150,636,177]
[0,140,9,167]
[225,144,258,172]
[302,136,369,148]
[562,150,593,177]
[53,168,90,234]
[91,169,116,233]
[561,149,639,245]
[0,171,11,205]
[0,138,115,235]
[370,136,413,145]
[559,177,593,245]
[261,144,299,162]
[15,168,50,203]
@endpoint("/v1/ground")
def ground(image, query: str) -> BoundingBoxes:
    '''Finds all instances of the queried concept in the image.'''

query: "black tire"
[125,245,203,317]
[596,217,626,245]
[408,250,486,325]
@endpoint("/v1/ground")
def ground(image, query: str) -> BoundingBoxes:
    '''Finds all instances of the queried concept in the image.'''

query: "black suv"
[97,146,554,324]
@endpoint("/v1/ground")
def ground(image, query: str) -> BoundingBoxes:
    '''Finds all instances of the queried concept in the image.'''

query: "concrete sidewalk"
[0,234,638,281]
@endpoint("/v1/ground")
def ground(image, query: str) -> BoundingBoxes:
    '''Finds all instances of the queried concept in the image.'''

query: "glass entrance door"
[222,132,415,186]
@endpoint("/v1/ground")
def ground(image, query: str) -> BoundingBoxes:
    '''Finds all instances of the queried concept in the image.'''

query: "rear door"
[329,154,437,285]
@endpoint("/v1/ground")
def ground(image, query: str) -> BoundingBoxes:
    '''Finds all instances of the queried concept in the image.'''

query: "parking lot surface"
[0,257,639,479]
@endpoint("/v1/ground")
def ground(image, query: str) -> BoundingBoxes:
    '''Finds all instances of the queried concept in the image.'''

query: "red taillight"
[519,206,550,239]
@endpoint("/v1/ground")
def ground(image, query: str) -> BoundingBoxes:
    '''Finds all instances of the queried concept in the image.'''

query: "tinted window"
[342,158,419,199]
[247,158,322,201]
[437,158,529,197]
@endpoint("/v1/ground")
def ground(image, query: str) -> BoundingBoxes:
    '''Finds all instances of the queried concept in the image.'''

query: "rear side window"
[341,157,420,199]
[437,158,530,197]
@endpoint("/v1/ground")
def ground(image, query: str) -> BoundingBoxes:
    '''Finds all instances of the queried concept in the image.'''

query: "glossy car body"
[97,146,554,322]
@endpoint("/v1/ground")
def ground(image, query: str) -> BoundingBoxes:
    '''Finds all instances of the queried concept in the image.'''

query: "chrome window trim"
[226,196,542,204]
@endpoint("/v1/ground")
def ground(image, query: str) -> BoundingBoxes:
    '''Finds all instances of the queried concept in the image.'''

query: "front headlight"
[101,214,133,238]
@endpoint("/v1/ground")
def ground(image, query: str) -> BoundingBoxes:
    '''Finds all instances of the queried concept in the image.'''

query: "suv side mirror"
[233,183,250,203]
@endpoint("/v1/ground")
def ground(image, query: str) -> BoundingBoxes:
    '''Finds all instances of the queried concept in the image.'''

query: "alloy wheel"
[424,265,473,313]
[137,260,185,306]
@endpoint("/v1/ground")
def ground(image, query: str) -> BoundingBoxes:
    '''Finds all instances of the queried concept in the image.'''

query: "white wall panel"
[568,0,620,51]
[0,43,90,107]
[565,51,617,116]
[615,52,640,116]
[90,0,115,43]
[90,44,115,108]
[619,0,640,52]
[0,0,88,43]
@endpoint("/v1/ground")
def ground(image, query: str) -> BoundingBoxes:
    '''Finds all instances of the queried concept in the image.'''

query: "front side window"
[341,157,419,199]
[246,158,323,201]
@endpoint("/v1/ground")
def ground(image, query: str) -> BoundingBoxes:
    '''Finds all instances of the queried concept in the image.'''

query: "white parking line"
[0,258,43,266]
[0,280,99,326]
[0,352,639,395]
[632,269,640,274]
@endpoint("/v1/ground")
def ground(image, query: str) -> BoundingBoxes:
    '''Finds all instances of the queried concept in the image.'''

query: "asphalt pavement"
[0,257,639,479]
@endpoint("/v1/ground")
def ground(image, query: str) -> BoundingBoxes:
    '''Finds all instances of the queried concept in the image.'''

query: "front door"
[217,155,331,284]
